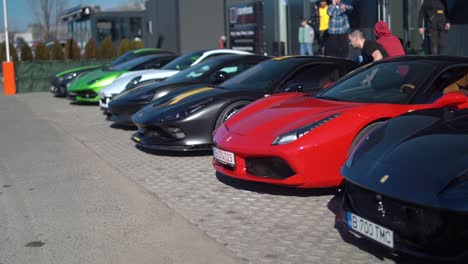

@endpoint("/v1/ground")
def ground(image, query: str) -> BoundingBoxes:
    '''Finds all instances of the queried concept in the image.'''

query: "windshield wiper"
[315,95,356,102]
[315,95,338,100]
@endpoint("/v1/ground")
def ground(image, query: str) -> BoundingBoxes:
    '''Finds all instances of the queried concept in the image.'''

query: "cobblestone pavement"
[16,93,412,264]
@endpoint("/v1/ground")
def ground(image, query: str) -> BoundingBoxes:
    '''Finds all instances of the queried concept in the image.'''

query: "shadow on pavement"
[135,144,212,157]
[69,101,99,106]
[216,171,338,197]
[110,123,137,131]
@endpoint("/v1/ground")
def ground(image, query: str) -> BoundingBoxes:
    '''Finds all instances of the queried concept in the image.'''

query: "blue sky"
[1,0,130,32]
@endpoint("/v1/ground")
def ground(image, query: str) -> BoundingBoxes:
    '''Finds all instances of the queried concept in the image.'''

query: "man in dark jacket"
[418,0,451,55]
[348,29,388,65]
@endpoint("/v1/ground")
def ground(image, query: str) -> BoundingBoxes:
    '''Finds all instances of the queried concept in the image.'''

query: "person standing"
[326,0,353,58]
[418,0,450,55]
[317,0,330,55]
[298,17,314,55]
[374,21,405,57]
[348,29,388,65]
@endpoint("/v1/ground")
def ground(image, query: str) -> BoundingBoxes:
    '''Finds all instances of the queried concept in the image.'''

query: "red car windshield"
[317,61,437,104]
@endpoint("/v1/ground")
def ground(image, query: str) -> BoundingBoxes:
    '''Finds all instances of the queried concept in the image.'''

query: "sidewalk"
[0,93,243,264]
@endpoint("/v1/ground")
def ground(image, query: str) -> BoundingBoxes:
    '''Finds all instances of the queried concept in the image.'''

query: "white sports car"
[98,49,252,111]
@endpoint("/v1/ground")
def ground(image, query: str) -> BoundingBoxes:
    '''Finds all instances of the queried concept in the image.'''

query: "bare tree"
[28,0,55,41]
[55,0,67,40]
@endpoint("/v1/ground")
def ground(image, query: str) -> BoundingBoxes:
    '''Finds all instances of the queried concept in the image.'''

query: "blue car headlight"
[162,99,213,122]
[272,114,341,145]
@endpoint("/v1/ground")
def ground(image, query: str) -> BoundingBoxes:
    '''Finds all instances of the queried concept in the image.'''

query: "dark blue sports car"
[340,106,468,260]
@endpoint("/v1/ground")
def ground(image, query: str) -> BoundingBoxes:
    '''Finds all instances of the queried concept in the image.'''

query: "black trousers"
[426,28,446,55]
[325,33,349,58]
[316,30,328,55]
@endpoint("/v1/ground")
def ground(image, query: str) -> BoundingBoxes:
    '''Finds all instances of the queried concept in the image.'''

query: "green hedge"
[16,59,112,93]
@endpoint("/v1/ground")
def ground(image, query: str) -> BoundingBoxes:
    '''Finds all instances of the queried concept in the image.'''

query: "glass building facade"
[62,7,145,48]
[67,19,92,49]
[93,15,143,42]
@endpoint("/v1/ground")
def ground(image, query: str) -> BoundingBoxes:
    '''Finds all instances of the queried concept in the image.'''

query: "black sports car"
[50,48,175,97]
[340,106,468,259]
[131,56,358,151]
[108,54,269,125]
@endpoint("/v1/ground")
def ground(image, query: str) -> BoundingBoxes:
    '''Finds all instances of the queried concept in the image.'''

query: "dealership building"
[62,0,468,56]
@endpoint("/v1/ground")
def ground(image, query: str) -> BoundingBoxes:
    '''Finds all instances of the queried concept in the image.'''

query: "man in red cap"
[374,21,405,57]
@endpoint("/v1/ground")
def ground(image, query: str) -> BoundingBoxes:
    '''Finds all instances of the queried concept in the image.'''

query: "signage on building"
[228,2,264,54]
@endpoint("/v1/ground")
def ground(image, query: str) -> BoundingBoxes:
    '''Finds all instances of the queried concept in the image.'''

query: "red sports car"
[213,56,468,188]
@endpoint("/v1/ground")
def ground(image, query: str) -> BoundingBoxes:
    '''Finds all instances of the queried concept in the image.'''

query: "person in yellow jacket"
[317,0,329,55]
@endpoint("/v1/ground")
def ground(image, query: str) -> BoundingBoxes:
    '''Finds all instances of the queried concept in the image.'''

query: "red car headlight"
[272,113,341,145]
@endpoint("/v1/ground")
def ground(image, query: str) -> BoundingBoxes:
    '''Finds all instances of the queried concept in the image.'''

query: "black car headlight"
[162,99,213,121]
[345,122,386,168]
[272,114,341,145]
[135,91,156,101]
[58,72,78,82]
[152,90,170,101]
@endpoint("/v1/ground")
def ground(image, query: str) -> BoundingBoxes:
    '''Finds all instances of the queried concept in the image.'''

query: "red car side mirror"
[433,92,468,108]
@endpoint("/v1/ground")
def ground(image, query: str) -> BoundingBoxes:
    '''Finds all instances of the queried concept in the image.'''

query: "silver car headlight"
[272,114,341,145]
[125,76,142,91]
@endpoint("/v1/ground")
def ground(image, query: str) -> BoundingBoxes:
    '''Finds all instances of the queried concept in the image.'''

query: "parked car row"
[49,49,468,260]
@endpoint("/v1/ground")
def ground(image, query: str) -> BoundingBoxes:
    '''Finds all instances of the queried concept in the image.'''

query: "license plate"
[213,147,235,166]
[347,212,394,248]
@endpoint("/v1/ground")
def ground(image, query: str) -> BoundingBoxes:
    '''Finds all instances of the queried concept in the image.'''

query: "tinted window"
[279,64,343,93]
[133,56,175,70]
[203,53,231,60]
[111,51,138,66]
[110,56,156,71]
[421,67,468,103]
[317,61,438,104]
[220,59,301,91]
[165,59,225,83]
[162,50,204,71]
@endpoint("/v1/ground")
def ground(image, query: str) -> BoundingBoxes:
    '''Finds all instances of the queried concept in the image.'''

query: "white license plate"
[347,212,394,248]
[213,147,235,166]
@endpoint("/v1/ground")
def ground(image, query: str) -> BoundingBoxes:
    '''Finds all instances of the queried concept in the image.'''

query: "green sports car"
[50,48,175,97]
[67,53,177,103]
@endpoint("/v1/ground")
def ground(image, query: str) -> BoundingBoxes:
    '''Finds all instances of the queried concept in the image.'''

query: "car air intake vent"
[246,157,295,179]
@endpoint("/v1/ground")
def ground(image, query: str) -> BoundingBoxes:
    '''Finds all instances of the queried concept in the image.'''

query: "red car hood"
[226,96,363,136]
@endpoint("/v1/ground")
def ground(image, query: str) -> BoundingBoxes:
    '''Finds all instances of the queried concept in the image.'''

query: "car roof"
[138,53,178,59]
[375,55,468,65]
[269,55,357,64]
[195,49,252,56]
[131,48,175,55]
[201,54,269,63]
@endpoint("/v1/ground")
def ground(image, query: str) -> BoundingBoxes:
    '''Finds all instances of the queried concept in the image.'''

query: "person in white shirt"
[298,17,315,55]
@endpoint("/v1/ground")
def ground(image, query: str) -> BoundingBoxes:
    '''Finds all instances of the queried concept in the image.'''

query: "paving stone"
[16,93,398,264]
